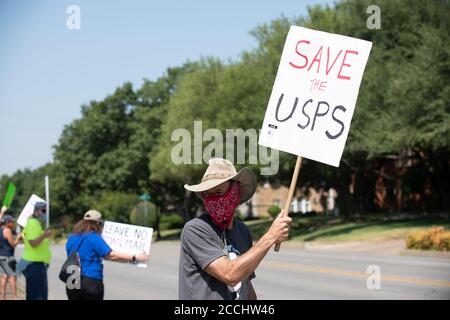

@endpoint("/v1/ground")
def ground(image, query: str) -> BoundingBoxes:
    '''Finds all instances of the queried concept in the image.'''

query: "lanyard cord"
[221,230,228,252]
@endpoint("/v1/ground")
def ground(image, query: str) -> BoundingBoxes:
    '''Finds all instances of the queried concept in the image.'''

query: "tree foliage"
[2,0,448,224]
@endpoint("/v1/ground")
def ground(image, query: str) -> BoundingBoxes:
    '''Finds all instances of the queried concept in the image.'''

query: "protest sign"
[258,26,372,251]
[17,194,46,227]
[2,182,16,208]
[102,221,153,268]
[259,26,372,167]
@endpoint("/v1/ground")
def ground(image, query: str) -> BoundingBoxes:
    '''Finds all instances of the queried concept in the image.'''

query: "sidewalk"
[2,277,25,300]
[303,239,406,254]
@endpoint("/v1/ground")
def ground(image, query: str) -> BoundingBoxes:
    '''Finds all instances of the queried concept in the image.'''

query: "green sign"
[2,182,16,208]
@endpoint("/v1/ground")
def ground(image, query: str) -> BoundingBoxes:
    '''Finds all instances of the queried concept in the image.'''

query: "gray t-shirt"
[178,214,255,300]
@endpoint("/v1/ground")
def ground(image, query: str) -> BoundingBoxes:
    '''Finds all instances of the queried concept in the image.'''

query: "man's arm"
[205,213,291,287]
[28,229,51,248]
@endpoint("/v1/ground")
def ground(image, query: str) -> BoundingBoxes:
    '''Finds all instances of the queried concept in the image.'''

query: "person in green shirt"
[21,201,52,300]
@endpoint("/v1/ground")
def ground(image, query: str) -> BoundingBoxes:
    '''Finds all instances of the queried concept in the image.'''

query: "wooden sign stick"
[274,156,303,252]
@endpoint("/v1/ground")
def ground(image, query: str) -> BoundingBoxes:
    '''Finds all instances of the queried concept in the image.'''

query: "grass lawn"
[244,215,450,243]
[157,228,182,241]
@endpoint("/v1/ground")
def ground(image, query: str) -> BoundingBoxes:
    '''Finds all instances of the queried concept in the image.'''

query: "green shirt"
[23,218,51,263]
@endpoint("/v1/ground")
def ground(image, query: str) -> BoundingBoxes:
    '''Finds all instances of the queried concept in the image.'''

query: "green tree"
[3,0,449,224]
[91,191,137,223]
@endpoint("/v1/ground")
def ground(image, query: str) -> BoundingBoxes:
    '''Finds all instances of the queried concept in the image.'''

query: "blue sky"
[0,0,334,176]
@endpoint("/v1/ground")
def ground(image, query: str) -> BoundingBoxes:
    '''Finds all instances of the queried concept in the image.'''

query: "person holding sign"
[20,201,52,300]
[0,215,23,300]
[179,158,292,300]
[65,210,149,300]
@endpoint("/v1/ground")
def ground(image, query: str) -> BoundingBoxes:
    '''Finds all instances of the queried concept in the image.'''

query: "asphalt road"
[15,241,450,300]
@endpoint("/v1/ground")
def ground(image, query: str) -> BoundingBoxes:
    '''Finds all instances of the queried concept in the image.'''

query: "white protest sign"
[17,194,46,227]
[102,221,153,268]
[259,26,372,167]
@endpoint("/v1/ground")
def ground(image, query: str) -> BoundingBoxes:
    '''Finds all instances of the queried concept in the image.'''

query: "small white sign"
[259,26,372,167]
[17,194,46,227]
[102,221,153,268]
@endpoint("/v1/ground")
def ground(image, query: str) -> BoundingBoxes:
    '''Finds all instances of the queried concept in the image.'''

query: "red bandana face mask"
[202,181,241,230]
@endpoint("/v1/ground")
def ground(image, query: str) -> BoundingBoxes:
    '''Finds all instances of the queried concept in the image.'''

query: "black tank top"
[0,227,14,256]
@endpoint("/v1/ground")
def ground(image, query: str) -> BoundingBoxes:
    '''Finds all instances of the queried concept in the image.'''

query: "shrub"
[405,226,450,251]
[93,191,138,224]
[267,205,281,219]
[159,213,184,230]
[48,226,66,244]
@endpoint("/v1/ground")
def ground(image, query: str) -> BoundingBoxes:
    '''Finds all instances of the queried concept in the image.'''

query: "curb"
[282,240,450,258]
[399,249,450,259]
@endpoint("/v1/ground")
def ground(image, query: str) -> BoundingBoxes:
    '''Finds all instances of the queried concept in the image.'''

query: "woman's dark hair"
[72,219,102,234]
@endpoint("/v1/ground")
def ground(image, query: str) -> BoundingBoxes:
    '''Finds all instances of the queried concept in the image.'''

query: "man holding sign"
[20,201,52,300]
[259,26,372,251]
[179,158,291,300]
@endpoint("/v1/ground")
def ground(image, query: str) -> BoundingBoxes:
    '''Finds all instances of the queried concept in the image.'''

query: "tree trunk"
[246,201,254,220]
[395,178,403,212]
[337,162,355,219]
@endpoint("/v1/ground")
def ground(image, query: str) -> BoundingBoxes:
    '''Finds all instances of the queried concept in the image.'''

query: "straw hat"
[184,158,257,204]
